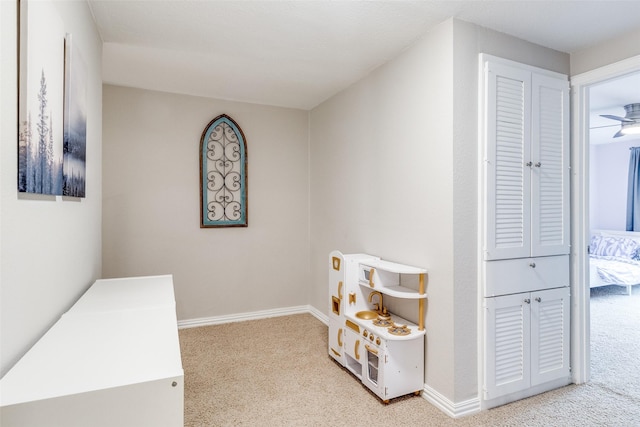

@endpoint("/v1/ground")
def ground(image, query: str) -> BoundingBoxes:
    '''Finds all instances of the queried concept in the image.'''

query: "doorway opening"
[586,70,640,400]
[570,55,640,387]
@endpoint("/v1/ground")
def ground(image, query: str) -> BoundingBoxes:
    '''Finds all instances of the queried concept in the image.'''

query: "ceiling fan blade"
[600,114,635,123]
[590,124,619,129]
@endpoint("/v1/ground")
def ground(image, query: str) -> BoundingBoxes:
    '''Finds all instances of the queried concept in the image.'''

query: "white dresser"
[0,275,184,426]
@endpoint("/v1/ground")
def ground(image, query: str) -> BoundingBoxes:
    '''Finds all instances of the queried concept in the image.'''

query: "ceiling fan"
[600,103,640,138]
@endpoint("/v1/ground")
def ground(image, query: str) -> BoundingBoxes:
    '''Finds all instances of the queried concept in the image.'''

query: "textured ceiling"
[88,0,640,111]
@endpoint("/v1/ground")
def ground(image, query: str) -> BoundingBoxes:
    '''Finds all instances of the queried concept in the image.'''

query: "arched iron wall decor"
[200,114,247,227]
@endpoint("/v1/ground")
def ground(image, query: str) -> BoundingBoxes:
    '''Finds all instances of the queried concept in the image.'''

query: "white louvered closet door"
[530,287,570,386]
[484,62,532,260]
[484,62,569,260]
[530,74,570,257]
[483,292,531,399]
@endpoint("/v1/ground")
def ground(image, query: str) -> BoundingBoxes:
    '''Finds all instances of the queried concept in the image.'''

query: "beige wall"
[571,27,640,76]
[102,86,310,321]
[0,1,103,376]
[309,18,569,407]
[310,18,457,398]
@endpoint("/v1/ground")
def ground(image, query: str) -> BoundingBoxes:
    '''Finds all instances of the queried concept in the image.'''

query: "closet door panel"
[484,293,531,399]
[530,73,570,257]
[484,62,532,261]
[530,287,570,386]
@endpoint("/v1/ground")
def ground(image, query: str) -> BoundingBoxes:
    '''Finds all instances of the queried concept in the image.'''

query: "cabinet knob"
[529,262,536,268]
[524,298,531,304]
[525,161,533,167]
[535,162,542,167]
[535,297,542,302]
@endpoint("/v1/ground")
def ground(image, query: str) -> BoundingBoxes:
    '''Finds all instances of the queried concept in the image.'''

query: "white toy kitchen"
[328,251,426,403]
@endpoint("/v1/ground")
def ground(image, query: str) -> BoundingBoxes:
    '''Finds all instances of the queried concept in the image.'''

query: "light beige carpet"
[179,288,640,426]
[590,285,640,402]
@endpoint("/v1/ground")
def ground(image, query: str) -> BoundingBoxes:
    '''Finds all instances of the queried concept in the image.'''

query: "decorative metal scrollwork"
[200,114,247,227]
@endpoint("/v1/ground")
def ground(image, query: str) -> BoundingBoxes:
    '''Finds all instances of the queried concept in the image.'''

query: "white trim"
[422,384,481,418]
[477,52,488,411]
[177,305,327,329]
[307,305,328,325]
[482,376,571,410]
[571,55,640,86]
[569,54,640,385]
[480,53,568,80]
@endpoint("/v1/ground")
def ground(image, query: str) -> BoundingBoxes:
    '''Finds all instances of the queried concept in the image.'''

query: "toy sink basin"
[355,310,378,320]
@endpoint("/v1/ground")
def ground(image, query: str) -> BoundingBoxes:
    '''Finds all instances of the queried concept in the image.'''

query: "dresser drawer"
[484,255,569,297]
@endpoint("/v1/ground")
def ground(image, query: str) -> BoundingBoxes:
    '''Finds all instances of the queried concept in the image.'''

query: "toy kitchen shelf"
[358,259,427,332]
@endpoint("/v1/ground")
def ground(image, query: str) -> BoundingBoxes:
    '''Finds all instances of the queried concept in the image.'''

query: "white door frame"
[570,54,640,384]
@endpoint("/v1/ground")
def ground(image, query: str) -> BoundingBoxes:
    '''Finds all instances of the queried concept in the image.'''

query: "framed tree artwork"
[17,0,65,195]
[62,33,87,197]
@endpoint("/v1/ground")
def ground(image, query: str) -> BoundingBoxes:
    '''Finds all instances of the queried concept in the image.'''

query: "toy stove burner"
[373,317,393,327]
[387,323,411,336]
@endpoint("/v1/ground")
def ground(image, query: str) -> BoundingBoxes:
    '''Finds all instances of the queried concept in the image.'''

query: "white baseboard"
[307,305,329,325]
[178,304,328,329]
[422,384,481,418]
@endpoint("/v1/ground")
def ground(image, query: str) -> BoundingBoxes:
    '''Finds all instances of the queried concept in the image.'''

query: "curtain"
[626,147,640,231]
